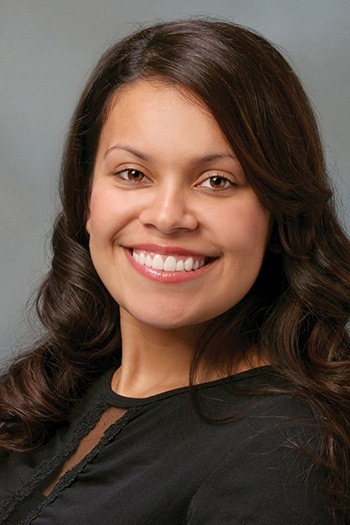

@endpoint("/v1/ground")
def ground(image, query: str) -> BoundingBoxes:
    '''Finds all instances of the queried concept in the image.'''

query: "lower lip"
[125,249,215,284]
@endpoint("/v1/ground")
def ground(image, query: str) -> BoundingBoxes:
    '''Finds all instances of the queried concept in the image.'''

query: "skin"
[86,80,271,397]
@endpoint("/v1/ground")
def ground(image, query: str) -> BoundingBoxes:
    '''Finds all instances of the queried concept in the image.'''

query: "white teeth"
[152,254,163,270]
[184,257,194,272]
[132,250,207,272]
[163,256,177,272]
[176,260,184,271]
[145,254,153,268]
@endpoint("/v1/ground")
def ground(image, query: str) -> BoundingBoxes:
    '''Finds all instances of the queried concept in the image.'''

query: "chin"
[139,316,198,331]
[121,303,202,330]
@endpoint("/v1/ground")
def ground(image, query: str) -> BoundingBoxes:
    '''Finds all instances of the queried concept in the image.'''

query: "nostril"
[139,208,198,234]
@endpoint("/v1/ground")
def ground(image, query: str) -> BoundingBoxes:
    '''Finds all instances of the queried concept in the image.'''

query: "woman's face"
[87,80,271,330]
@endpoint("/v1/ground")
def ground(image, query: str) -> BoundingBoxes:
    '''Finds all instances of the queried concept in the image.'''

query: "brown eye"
[113,168,153,185]
[209,176,228,188]
[119,169,145,182]
[199,175,233,190]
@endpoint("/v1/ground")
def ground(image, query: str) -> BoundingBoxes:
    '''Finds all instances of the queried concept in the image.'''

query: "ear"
[85,211,91,235]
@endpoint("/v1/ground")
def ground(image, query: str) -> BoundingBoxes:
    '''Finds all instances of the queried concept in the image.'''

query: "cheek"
[219,201,271,254]
[86,187,129,236]
[86,188,107,235]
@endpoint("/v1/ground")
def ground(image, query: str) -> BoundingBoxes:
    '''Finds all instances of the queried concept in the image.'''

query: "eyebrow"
[104,145,238,165]
[104,145,149,161]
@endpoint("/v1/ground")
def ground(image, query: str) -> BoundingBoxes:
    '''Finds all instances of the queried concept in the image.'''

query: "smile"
[132,250,207,272]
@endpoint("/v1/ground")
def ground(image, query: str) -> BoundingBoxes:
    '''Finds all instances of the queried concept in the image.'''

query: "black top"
[0,366,331,524]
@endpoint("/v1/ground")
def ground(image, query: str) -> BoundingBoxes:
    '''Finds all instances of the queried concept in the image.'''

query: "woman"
[0,19,349,524]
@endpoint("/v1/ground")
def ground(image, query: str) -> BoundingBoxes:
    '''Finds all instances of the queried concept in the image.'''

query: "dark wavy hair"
[1,19,350,520]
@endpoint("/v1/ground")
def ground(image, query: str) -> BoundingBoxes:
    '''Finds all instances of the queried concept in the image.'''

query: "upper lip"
[124,243,218,258]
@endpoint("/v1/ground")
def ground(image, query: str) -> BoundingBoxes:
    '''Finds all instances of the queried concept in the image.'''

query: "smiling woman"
[87,80,271,331]
[0,18,350,525]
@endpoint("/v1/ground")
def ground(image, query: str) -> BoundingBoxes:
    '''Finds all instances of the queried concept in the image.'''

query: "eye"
[114,168,151,184]
[199,175,236,190]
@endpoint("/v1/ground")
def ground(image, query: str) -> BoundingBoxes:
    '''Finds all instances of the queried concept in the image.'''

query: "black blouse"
[0,366,331,524]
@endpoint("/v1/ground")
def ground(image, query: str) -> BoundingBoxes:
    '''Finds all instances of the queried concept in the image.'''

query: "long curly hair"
[1,19,349,520]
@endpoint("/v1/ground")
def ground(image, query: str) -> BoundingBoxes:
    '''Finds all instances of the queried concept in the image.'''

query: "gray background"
[1,0,349,358]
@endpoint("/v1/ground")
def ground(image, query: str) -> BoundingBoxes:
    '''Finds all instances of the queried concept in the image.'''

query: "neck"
[112,309,214,398]
[112,309,266,398]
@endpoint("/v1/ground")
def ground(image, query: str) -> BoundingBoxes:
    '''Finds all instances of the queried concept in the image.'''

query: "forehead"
[97,79,233,159]
[107,78,209,117]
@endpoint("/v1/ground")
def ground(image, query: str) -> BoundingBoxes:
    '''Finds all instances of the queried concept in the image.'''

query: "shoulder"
[187,367,331,524]
[199,367,322,474]
[199,365,316,424]
[187,438,330,524]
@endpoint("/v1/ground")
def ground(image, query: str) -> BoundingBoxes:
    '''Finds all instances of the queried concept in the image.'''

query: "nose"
[139,185,198,234]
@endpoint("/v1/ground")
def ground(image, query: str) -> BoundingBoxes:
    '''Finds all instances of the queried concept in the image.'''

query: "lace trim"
[43,406,127,496]
[21,408,138,524]
[0,400,109,523]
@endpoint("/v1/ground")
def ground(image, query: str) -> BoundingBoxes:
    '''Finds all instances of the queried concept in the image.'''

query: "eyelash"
[113,169,237,190]
[114,168,150,183]
[199,175,236,190]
